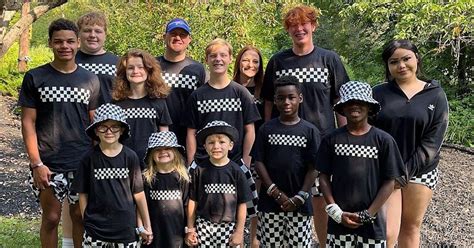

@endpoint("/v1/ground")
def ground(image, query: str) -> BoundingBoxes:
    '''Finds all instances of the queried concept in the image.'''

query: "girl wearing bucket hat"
[139,131,189,248]
[317,81,405,247]
[72,103,153,246]
[373,40,449,247]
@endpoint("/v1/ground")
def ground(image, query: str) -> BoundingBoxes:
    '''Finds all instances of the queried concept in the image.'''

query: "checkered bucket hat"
[144,131,184,163]
[85,103,130,141]
[334,81,381,116]
[196,120,239,146]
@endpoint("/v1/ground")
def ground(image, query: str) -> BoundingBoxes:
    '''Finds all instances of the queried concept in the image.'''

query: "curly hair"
[112,49,170,101]
[232,45,264,99]
[48,18,78,40]
[77,12,108,32]
[283,5,321,30]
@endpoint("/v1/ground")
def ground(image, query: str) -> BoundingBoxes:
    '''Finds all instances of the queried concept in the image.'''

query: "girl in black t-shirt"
[140,131,189,248]
[113,49,173,170]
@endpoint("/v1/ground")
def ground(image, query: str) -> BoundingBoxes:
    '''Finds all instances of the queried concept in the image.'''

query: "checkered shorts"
[83,232,138,248]
[28,170,79,204]
[311,176,323,197]
[240,160,259,217]
[326,234,386,248]
[196,217,236,247]
[257,212,313,247]
[409,168,439,190]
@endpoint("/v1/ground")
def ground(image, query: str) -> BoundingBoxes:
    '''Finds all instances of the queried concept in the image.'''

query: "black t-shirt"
[371,80,449,177]
[115,97,172,169]
[261,47,349,136]
[246,85,265,134]
[18,63,100,172]
[316,127,404,239]
[186,81,261,164]
[143,171,188,248]
[76,50,118,104]
[73,145,144,243]
[189,159,253,223]
[253,118,320,215]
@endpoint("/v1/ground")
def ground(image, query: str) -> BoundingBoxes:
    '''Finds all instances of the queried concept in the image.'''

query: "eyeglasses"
[96,125,122,133]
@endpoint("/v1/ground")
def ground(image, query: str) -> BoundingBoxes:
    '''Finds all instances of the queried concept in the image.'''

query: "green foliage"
[0,216,41,247]
[445,96,474,147]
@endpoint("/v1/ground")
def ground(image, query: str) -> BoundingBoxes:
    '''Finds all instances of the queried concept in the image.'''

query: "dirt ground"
[0,95,472,247]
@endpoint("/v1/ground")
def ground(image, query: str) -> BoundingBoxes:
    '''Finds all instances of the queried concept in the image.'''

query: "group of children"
[18,5,414,248]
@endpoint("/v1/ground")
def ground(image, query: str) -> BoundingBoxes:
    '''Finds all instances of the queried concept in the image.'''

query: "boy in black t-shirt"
[186,121,252,247]
[73,103,153,247]
[254,76,320,247]
[18,18,100,247]
[317,81,405,247]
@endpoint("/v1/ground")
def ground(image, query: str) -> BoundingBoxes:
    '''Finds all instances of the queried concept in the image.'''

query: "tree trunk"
[18,0,30,72]
[0,0,67,59]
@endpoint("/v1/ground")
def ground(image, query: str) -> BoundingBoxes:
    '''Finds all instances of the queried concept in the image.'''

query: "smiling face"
[152,147,175,165]
[79,24,106,55]
[204,134,233,163]
[287,21,315,47]
[48,30,79,62]
[95,120,124,145]
[125,56,148,85]
[387,48,419,82]
[164,28,191,54]
[206,44,232,75]
[341,100,370,124]
[239,49,260,80]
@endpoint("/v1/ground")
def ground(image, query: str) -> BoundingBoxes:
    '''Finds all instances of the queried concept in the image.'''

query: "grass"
[0,216,64,247]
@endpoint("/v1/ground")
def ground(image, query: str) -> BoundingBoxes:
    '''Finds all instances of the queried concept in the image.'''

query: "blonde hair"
[77,12,108,32]
[143,147,189,185]
[205,38,233,58]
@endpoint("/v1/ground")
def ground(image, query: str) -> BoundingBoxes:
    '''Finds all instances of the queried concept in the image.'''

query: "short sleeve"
[88,75,101,110]
[315,136,333,175]
[130,152,144,193]
[18,72,39,108]
[328,53,350,104]
[72,152,92,194]
[188,165,199,201]
[380,136,405,180]
[185,93,200,129]
[236,169,253,204]
[157,99,173,126]
[252,125,266,163]
[304,126,321,169]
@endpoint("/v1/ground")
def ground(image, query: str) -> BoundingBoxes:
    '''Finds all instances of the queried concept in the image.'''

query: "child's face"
[341,100,370,124]
[79,24,106,55]
[95,120,124,144]
[204,134,233,162]
[152,147,175,164]
[48,30,79,62]
[274,85,302,118]
[126,56,148,85]
[206,45,231,75]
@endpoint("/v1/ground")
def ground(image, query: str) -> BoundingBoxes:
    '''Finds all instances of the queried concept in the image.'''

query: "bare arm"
[242,123,255,166]
[229,202,247,246]
[264,100,273,121]
[79,193,88,218]
[319,173,335,204]
[88,110,95,123]
[186,128,197,166]
[185,199,198,246]
[159,125,169,131]
[367,179,395,216]
[134,191,153,245]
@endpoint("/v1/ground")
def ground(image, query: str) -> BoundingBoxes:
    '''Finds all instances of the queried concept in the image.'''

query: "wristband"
[325,203,343,224]
[30,162,44,170]
[275,192,282,200]
[357,210,376,224]
[267,183,276,195]
[288,198,296,206]
[185,226,196,234]
[135,226,146,235]
[294,195,305,205]
[297,190,310,200]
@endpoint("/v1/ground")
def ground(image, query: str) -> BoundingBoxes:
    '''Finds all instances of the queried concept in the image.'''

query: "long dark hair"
[232,45,264,99]
[382,39,423,82]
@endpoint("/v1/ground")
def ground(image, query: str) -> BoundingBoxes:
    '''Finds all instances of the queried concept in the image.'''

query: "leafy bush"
[445,96,474,147]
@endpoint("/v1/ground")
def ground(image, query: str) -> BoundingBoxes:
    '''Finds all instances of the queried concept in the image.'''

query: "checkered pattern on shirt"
[335,143,378,159]
[197,98,242,113]
[124,107,157,119]
[326,233,386,248]
[162,72,199,90]
[204,183,236,194]
[276,67,329,84]
[78,63,116,76]
[268,134,308,147]
[94,167,129,180]
[149,189,182,201]
[38,86,91,104]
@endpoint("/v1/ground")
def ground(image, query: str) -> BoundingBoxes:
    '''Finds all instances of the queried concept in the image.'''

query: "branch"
[0,0,67,59]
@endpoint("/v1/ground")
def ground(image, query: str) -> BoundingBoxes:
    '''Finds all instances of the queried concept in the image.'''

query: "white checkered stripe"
[124,107,156,119]
[335,143,378,159]
[94,167,129,180]
[197,98,242,113]
[410,168,438,190]
[162,72,198,90]
[78,63,116,76]
[268,134,307,147]
[276,67,329,84]
[204,183,236,194]
[38,86,91,104]
[83,232,137,247]
[257,212,313,247]
[327,233,386,248]
[149,189,181,201]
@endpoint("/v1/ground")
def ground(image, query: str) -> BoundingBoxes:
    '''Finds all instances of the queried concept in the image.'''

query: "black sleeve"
[130,151,144,194]
[72,153,92,194]
[181,179,190,208]
[18,72,38,108]
[405,90,449,176]
[380,135,406,180]
[261,56,276,101]
[189,166,199,201]
[252,125,266,163]
[236,169,253,204]
[88,75,101,110]
[157,99,173,126]
[329,53,350,104]
[315,136,333,175]
[241,88,261,124]
[305,127,321,169]
[185,93,199,129]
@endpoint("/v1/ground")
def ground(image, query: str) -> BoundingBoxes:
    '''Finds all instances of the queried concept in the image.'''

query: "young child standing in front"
[253,76,320,247]
[185,121,253,247]
[73,103,153,247]
[141,131,189,247]
[317,81,405,247]
[113,49,173,169]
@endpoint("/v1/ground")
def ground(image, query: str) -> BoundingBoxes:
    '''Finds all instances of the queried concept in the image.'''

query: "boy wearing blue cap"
[73,103,153,247]
[316,81,405,247]
[157,18,207,147]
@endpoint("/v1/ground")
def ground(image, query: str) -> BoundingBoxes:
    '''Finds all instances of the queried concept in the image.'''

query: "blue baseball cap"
[166,18,191,34]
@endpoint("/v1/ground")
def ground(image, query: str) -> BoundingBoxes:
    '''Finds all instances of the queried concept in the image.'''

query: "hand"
[281,196,302,212]
[140,227,153,245]
[229,229,244,247]
[341,212,362,229]
[32,165,51,190]
[185,231,198,247]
